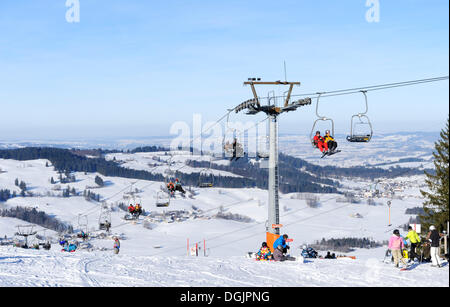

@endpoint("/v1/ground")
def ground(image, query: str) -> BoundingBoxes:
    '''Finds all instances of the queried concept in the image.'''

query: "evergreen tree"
[420,117,449,231]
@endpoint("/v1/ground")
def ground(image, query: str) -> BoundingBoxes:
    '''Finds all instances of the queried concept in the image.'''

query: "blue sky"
[0,0,448,140]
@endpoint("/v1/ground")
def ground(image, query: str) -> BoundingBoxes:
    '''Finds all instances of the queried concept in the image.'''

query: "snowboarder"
[405,226,421,261]
[273,234,290,255]
[256,242,273,261]
[113,237,120,254]
[388,229,409,269]
[426,225,442,268]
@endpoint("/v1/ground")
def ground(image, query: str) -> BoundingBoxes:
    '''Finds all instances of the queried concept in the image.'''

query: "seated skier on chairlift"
[229,138,243,161]
[324,130,338,153]
[174,178,186,194]
[167,181,175,196]
[134,203,142,216]
[313,131,328,154]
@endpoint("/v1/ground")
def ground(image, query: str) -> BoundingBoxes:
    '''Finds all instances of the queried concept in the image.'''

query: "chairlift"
[346,91,373,143]
[98,203,112,231]
[310,93,335,148]
[198,159,215,188]
[14,225,37,248]
[222,111,244,160]
[77,214,89,234]
[156,191,170,207]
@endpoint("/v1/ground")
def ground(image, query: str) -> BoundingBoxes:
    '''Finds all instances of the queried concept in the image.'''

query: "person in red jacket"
[313,131,328,154]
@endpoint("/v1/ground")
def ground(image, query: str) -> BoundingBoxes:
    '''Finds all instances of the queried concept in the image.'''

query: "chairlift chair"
[222,111,245,160]
[346,91,373,143]
[310,93,335,148]
[156,191,170,207]
[98,203,112,231]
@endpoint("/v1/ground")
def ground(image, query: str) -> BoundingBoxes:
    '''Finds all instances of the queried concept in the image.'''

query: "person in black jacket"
[427,225,443,267]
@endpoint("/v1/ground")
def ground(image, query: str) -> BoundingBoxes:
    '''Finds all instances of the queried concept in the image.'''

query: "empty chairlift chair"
[346,91,373,143]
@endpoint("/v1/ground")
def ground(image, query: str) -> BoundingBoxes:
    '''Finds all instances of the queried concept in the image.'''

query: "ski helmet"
[393,229,400,235]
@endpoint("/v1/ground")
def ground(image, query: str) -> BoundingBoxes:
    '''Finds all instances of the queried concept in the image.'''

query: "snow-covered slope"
[0,142,448,287]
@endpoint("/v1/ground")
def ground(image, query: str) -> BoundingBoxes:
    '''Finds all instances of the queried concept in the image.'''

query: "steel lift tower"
[234,79,312,251]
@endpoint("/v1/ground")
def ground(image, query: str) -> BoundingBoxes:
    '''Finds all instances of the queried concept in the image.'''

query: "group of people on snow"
[388,225,446,269]
[313,130,338,155]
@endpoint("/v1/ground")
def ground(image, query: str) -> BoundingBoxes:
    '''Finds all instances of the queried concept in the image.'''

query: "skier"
[113,237,120,255]
[405,226,421,261]
[175,179,186,195]
[134,204,142,217]
[128,204,135,214]
[388,229,409,269]
[273,234,290,255]
[426,225,442,268]
[324,130,338,153]
[313,131,328,154]
[167,181,175,195]
[256,242,273,261]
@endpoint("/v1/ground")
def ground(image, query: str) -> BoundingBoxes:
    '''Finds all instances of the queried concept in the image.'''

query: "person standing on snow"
[427,225,442,268]
[113,237,120,255]
[388,229,409,268]
[405,226,421,261]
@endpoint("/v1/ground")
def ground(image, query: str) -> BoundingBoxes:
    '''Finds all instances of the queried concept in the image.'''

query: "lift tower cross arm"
[243,81,301,108]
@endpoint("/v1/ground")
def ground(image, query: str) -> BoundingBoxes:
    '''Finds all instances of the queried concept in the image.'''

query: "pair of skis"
[321,150,341,159]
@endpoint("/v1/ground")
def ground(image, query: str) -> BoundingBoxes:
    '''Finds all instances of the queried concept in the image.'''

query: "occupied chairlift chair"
[310,93,335,148]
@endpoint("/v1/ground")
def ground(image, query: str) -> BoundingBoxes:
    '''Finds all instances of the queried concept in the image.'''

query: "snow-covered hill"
[0,138,448,287]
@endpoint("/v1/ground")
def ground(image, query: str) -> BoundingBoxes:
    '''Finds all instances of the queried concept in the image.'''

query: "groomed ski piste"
[0,148,449,287]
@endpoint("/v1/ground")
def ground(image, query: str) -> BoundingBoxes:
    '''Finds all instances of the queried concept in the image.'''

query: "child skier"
[256,242,273,261]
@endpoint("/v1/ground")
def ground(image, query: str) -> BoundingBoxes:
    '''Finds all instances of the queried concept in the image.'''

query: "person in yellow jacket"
[324,130,338,152]
[405,226,421,261]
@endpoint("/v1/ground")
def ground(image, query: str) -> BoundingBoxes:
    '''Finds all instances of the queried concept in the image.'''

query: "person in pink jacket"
[388,229,409,268]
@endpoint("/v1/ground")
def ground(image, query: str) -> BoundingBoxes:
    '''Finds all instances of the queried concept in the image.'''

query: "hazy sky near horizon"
[0,0,448,141]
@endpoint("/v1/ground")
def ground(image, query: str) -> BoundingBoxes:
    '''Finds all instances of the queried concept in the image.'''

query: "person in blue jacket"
[273,234,290,254]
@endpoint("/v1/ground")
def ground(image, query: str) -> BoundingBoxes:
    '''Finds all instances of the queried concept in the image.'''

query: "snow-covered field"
[0,137,448,287]
[0,246,447,287]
